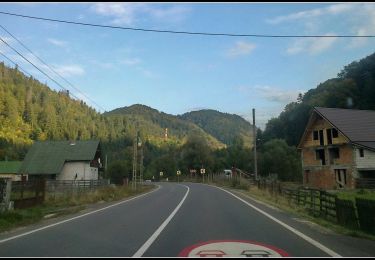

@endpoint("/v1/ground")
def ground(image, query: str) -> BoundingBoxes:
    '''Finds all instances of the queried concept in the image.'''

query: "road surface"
[0,182,375,257]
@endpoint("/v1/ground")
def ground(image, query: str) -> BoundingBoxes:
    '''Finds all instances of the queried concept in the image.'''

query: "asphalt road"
[1,182,375,257]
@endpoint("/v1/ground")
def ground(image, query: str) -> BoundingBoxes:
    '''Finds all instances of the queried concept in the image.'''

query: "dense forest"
[2,51,374,183]
[262,52,375,146]
[180,109,254,148]
[0,62,261,182]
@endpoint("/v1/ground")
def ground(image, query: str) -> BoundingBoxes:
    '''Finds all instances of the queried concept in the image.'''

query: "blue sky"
[0,3,375,128]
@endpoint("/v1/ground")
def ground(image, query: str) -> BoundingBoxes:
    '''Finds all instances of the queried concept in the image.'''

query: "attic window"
[332,128,338,138]
[359,148,364,158]
[313,131,319,140]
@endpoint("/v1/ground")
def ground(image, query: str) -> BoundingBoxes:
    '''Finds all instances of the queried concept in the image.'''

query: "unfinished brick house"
[298,107,375,190]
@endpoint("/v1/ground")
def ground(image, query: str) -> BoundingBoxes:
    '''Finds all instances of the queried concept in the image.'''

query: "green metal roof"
[19,140,100,175]
[0,161,22,174]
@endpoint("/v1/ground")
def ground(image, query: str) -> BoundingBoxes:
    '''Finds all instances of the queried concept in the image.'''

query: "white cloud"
[238,85,305,104]
[226,41,256,58]
[267,3,354,24]
[347,4,375,48]
[267,3,375,50]
[237,85,306,129]
[53,64,85,77]
[144,5,191,23]
[47,38,68,47]
[286,34,337,55]
[90,3,191,26]
[241,105,282,130]
[120,58,142,66]
[0,36,16,53]
[136,66,159,79]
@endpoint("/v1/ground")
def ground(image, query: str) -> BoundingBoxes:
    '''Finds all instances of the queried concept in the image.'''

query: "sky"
[0,2,375,129]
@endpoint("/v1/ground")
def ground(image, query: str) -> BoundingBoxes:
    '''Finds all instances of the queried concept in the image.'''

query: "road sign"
[178,240,289,257]
[160,171,163,177]
[177,170,181,176]
[200,168,205,174]
[190,169,196,174]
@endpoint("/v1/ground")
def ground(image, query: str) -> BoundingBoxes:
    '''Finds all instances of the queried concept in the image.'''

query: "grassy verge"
[209,181,375,241]
[0,184,154,233]
[334,189,375,202]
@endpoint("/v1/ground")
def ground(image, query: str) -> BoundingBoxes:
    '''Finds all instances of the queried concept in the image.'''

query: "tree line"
[2,50,375,184]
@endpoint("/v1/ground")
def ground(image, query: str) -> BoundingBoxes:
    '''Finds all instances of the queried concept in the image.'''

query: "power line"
[0,10,374,38]
[0,36,82,101]
[0,50,32,77]
[0,24,106,112]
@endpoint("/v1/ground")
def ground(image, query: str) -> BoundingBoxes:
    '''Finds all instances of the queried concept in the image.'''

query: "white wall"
[57,162,99,180]
[354,147,375,169]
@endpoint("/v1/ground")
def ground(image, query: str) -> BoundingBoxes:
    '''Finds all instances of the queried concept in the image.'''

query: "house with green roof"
[19,140,103,180]
[0,161,22,181]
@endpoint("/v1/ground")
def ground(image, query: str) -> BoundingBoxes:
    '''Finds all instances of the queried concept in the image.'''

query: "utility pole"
[139,132,143,185]
[132,132,137,190]
[253,108,258,181]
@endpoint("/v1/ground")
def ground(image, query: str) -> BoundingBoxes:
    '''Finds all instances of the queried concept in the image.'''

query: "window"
[359,148,364,158]
[313,131,319,140]
[332,128,338,138]
[329,148,340,159]
[335,169,347,188]
[315,149,326,165]
[329,147,340,165]
[327,129,333,145]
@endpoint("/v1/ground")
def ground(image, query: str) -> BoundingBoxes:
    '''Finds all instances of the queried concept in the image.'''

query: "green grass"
[334,189,375,202]
[210,181,375,241]
[0,184,155,233]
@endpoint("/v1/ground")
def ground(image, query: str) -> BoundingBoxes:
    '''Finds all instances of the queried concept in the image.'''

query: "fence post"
[1,179,12,211]
[319,190,323,216]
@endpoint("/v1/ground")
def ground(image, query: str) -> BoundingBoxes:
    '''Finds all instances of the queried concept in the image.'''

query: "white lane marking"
[214,186,341,257]
[0,185,161,244]
[133,184,190,257]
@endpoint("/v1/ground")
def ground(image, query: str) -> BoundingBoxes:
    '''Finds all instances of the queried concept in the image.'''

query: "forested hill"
[103,104,225,148]
[262,52,375,146]
[0,62,235,159]
[0,62,108,159]
[180,109,254,148]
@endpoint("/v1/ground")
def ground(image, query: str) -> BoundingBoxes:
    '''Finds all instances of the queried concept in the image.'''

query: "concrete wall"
[354,147,375,170]
[57,162,98,181]
[0,174,22,181]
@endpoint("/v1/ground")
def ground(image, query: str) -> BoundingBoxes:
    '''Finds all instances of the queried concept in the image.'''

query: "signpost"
[201,168,205,183]
[160,171,163,181]
[177,170,181,183]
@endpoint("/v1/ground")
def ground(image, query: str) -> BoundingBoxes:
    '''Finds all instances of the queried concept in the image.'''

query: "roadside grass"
[0,184,154,233]
[209,180,375,241]
[333,189,375,202]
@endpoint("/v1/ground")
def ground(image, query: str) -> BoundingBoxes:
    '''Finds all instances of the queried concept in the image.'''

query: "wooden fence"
[8,179,110,209]
[355,178,375,189]
[46,179,110,192]
[256,179,375,233]
[11,180,46,209]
